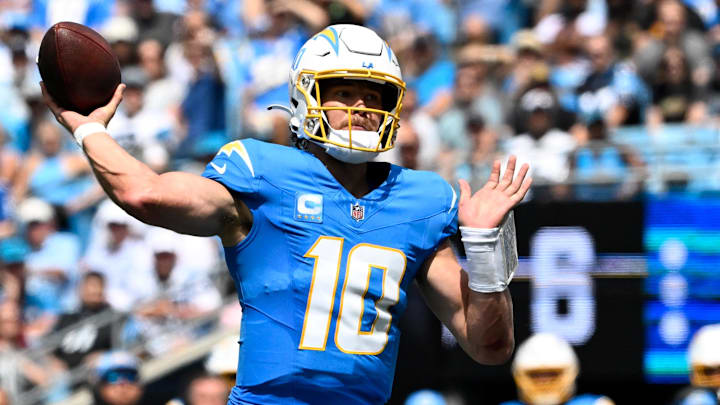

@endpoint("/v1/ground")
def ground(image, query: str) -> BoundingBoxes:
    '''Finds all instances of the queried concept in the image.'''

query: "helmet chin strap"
[313,139,379,164]
[321,127,382,164]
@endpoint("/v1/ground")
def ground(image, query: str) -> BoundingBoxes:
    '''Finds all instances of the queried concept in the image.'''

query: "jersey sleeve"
[440,180,459,241]
[201,140,261,197]
[422,175,458,251]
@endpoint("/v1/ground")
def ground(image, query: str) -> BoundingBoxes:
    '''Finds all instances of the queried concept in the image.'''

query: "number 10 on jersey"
[299,236,407,355]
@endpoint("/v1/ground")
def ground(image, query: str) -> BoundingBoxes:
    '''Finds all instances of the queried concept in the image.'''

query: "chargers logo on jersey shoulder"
[296,193,323,223]
[211,141,255,177]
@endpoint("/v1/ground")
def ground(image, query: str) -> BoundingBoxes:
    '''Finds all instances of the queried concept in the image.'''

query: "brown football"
[38,21,121,115]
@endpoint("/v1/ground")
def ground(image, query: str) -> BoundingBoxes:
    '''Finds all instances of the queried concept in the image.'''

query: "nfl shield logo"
[350,203,365,221]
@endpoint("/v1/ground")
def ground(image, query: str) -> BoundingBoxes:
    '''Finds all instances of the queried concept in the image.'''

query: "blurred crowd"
[1,0,720,403]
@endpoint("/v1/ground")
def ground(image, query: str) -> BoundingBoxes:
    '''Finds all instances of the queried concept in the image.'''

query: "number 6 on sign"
[299,236,407,355]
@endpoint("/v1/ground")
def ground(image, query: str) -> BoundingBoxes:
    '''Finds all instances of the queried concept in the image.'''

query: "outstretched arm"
[417,157,531,364]
[41,83,246,243]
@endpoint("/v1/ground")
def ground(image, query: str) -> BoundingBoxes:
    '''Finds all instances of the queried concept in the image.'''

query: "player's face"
[188,377,229,405]
[100,380,142,405]
[320,80,384,132]
[80,276,105,309]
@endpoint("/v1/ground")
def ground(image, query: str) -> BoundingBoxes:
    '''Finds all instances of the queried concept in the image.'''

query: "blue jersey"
[501,394,614,405]
[202,139,458,404]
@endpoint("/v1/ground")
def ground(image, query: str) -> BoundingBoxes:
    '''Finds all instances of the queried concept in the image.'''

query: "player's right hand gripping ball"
[37,21,121,115]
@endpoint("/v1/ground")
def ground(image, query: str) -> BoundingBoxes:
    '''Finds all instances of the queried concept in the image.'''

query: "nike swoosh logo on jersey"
[210,162,227,175]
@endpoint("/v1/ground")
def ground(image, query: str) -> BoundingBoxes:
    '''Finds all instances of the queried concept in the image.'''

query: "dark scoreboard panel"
[392,200,651,404]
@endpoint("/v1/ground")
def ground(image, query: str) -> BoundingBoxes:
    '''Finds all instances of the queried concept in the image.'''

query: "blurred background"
[0,0,719,404]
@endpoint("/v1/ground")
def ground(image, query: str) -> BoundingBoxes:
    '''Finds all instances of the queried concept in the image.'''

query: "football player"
[501,333,615,405]
[41,24,531,404]
[671,324,720,405]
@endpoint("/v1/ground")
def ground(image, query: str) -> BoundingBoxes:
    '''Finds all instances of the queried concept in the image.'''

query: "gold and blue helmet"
[286,24,405,163]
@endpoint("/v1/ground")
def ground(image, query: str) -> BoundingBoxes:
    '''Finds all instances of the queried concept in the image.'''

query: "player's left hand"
[458,155,531,228]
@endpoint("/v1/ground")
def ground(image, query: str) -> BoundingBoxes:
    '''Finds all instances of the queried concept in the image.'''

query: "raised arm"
[41,83,247,244]
[416,157,531,364]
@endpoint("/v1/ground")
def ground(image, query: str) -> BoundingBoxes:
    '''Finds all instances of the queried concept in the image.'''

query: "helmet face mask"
[512,333,579,405]
[688,324,720,389]
[691,365,720,388]
[288,25,405,164]
[514,366,578,405]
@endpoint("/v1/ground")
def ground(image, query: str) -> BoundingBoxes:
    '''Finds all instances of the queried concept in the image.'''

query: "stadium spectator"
[453,115,503,191]
[313,0,372,26]
[16,197,81,338]
[100,16,140,69]
[185,372,230,405]
[224,5,307,145]
[383,88,440,170]
[0,300,53,404]
[634,0,714,91]
[91,350,145,405]
[82,199,152,312]
[458,0,523,44]
[106,67,174,172]
[393,123,421,170]
[404,32,455,118]
[569,115,645,200]
[503,87,576,200]
[670,323,720,405]
[0,125,21,192]
[129,0,179,48]
[5,26,39,143]
[647,46,708,126]
[574,34,650,128]
[438,42,506,165]
[136,38,185,118]
[133,228,222,356]
[178,26,226,158]
[27,0,114,31]
[0,235,65,338]
[51,272,122,373]
[501,333,615,405]
[0,238,29,306]
[534,0,607,47]
[503,30,549,112]
[12,120,99,223]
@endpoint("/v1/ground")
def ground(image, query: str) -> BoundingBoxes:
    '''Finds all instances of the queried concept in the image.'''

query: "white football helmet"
[688,323,720,388]
[512,333,579,405]
[286,24,405,164]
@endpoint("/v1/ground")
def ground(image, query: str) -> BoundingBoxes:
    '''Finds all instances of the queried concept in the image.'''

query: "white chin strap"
[317,128,381,164]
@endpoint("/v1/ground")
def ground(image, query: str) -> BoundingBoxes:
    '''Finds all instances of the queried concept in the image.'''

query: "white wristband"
[460,211,518,293]
[72,122,107,147]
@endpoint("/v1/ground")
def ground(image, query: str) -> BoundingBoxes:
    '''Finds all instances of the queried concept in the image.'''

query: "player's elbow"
[117,186,161,222]
[468,335,515,365]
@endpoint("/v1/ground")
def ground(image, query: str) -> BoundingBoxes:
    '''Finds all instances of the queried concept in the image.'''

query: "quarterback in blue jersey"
[501,333,614,405]
[41,24,531,405]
